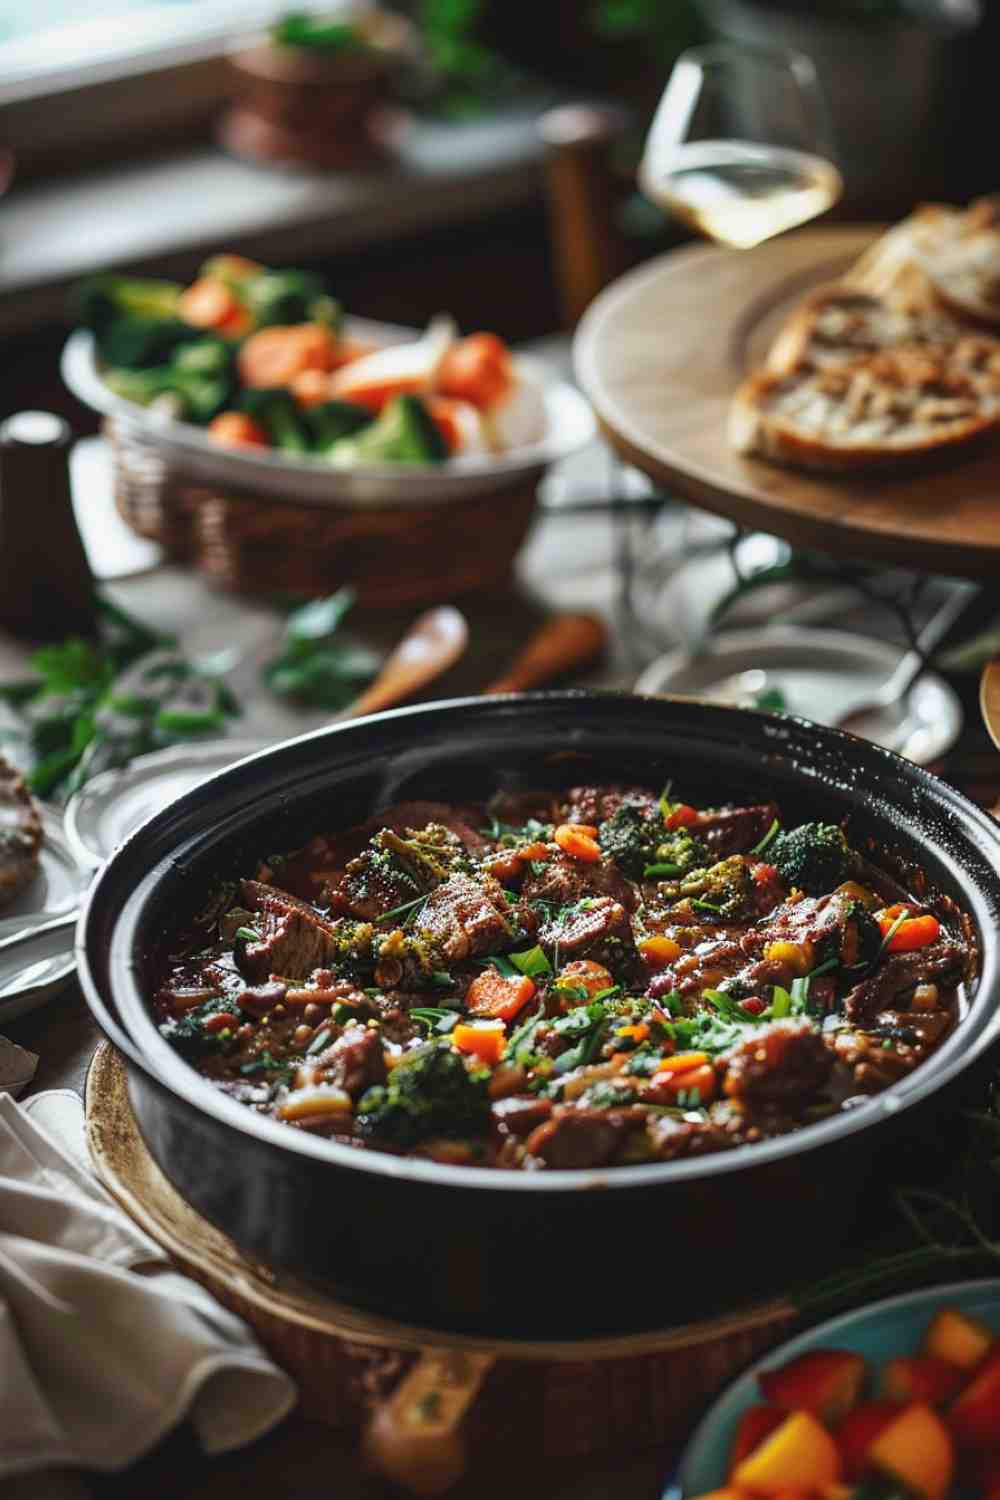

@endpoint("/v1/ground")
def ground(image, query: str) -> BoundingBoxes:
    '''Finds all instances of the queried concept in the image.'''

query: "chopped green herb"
[751,817,781,857]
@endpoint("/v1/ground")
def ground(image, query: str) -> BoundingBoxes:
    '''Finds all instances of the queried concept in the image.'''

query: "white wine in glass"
[639,43,843,250]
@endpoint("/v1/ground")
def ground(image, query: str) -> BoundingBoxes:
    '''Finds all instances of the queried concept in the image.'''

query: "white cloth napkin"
[0,1089,297,1478]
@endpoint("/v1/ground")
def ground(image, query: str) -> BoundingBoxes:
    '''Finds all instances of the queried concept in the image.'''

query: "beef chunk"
[414,873,533,961]
[560,784,659,826]
[720,1019,832,1110]
[829,1009,953,1092]
[524,1105,636,1168]
[238,881,341,981]
[694,803,780,858]
[646,1113,736,1161]
[314,1026,386,1098]
[491,1095,553,1139]
[537,895,640,981]
[843,941,966,1028]
[521,852,637,913]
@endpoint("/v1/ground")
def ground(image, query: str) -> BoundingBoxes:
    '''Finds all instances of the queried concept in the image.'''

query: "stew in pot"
[154,784,973,1170]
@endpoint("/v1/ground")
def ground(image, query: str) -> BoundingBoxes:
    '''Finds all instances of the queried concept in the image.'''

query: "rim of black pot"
[76,691,1000,1195]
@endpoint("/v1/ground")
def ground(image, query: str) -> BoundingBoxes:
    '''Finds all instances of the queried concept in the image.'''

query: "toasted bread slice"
[904,195,1000,328]
[731,339,1000,474]
[764,285,961,375]
[0,756,43,908]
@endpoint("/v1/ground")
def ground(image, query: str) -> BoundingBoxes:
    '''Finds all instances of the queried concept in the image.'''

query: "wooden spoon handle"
[980,659,1000,754]
[363,1349,495,1495]
[484,612,608,696]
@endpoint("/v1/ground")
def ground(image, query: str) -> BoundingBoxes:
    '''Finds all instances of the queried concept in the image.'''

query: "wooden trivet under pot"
[106,418,538,607]
[85,1042,795,1493]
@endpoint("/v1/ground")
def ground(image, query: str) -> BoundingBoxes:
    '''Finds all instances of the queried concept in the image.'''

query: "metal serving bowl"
[77,693,1000,1338]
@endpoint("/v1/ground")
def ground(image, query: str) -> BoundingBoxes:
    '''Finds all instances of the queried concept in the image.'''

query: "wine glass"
[638,41,842,250]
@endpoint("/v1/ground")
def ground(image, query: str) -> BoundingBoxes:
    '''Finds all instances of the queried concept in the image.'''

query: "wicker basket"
[106,417,540,605]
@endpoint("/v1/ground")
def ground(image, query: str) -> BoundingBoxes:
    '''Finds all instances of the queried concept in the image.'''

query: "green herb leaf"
[509,945,550,979]
[770,985,793,1019]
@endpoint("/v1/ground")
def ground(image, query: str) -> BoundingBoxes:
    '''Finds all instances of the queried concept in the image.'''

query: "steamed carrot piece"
[558,959,614,998]
[437,332,513,410]
[639,934,681,967]
[465,969,535,1023]
[290,368,334,407]
[178,278,248,334]
[554,823,601,862]
[452,1022,505,1066]
[207,412,269,449]
[868,1403,954,1500]
[238,323,337,389]
[649,1062,717,1107]
[877,911,941,952]
[665,803,698,830]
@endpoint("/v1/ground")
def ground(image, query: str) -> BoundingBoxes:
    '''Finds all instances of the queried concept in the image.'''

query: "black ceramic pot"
[78,693,1000,1338]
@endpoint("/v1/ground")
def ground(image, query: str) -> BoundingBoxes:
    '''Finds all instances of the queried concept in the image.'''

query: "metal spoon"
[834,585,976,748]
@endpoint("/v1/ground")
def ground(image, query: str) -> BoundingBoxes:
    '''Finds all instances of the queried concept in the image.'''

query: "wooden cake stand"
[573,227,1000,581]
[85,1043,795,1494]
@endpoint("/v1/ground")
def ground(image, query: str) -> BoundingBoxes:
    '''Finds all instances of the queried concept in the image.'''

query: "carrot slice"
[290,368,334,408]
[465,969,535,1023]
[554,823,601,862]
[452,1022,505,1065]
[640,935,681,967]
[178,278,244,332]
[207,412,269,449]
[238,323,337,389]
[877,912,941,952]
[437,332,513,410]
[558,959,613,998]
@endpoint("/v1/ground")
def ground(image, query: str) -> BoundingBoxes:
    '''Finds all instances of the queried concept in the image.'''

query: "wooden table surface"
[4,338,999,1500]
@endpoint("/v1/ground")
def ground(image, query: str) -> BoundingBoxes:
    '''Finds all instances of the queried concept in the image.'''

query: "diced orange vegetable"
[657,1050,710,1075]
[882,1356,965,1407]
[207,412,269,449]
[759,1350,867,1425]
[877,907,940,952]
[729,1406,787,1474]
[437,332,513,410]
[640,934,681,967]
[665,803,698,830]
[615,1023,649,1044]
[519,841,552,862]
[554,823,601,862]
[834,1400,898,1481]
[452,1022,505,1066]
[238,323,337,389]
[650,1062,717,1107]
[949,1347,1000,1448]
[558,959,614,999]
[178,277,248,333]
[923,1307,995,1370]
[732,1411,841,1492]
[869,1403,954,1500]
[290,368,334,407]
[465,969,535,1024]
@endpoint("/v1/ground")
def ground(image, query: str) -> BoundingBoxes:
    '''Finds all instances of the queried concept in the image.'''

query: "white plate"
[61,322,597,508]
[63,738,268,871]
[0,806,91,1024]
[634,627,963,766]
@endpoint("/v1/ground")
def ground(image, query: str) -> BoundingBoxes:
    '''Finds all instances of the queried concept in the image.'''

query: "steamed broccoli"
[672,854,755,921]
[238,388,311,453]
[597,802,661,878]
[104,359,231,423]
[650,828,709,878]
[244,270,341,331]
[158,999,234,1059]
[356,1040,489,1147]
[327,395,447,468]
[772,822,856,896]
[305,400,374,452]
[76,275,198,368]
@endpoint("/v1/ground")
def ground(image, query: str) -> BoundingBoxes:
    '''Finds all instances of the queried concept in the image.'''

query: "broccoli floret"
[650,828,710,877]
[771,822,856,896]
[356,1040,489,1147]
[327,395,447,468]
[673,855,755,921]
[238,388,311,453]
[380,825,473,886]
[304,400,374,452]
[597,802,661,878]
[244,269,342,331]
[77,275,198,369]
[104,348,231,423]
[158,999,234,1059]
